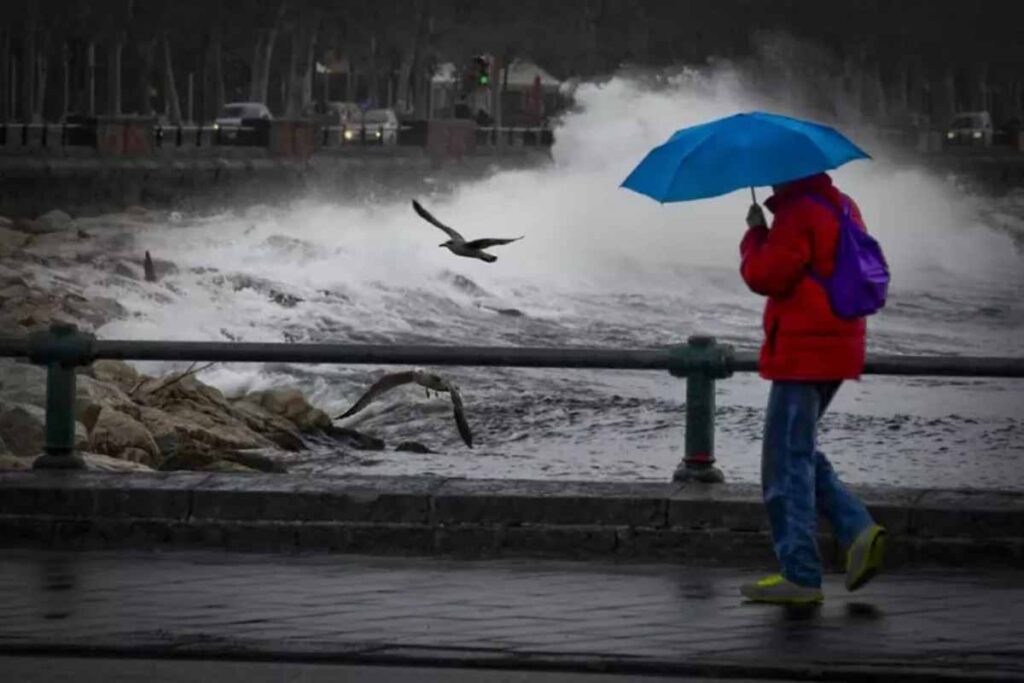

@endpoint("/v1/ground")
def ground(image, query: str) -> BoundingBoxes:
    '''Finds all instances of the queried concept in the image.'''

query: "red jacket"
[740,173,867,381]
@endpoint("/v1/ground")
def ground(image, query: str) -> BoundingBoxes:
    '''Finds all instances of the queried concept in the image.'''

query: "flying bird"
[335,369,473,448]
[412,200,522,263]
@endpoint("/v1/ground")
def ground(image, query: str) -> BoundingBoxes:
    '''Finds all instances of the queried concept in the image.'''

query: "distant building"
[429,58,565,126]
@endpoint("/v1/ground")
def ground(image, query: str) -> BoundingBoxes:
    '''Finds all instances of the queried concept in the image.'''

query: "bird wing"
[463,236,524,250]
[335,370,419,420]
[412,200,464,242]
[449,387,473,448]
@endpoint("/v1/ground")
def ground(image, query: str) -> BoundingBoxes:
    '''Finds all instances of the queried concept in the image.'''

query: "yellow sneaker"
[845,524,887,592]
[740,574,823,604]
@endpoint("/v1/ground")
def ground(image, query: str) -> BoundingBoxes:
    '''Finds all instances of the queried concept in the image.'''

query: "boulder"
[35,209,74,233]
[0,360,48,409]
[76,375,140,425]
[247,388,332,432]
[88,407,161,466]
[0,226,30,258]
[200,459,258,473]
[136,405,273,458]
[231,399,304,451]
[0,454,33,471]
[10,218,42,234]
[395,441,436,454]
[87,360,142,395]
[0,402,89,456]
[82,452,155,472]
[323,425,386,451]
[230,450,288,473]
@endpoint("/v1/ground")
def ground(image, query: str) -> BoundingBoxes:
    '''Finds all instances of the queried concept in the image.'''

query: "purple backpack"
[807,195,890,320]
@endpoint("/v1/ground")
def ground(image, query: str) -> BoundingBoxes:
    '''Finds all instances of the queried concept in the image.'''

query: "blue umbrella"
[621,111,870,203]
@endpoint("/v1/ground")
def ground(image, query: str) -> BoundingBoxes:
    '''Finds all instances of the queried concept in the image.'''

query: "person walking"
[738,172,887,605]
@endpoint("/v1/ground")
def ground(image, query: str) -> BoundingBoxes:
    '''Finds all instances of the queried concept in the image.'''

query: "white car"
[214,102,272,139]
[344,108,399,145]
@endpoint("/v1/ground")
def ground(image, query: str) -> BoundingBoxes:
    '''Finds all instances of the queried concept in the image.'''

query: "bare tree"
[250,0,288,104]
[161,31,181,124]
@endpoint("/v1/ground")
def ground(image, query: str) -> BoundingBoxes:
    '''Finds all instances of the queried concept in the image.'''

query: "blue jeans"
[762,381,874,588]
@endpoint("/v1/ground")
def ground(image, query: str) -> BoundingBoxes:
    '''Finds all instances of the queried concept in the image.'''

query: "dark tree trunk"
[0,31,9,121]
[107,40,122,116]
[210,29,225,118]
[34,32,48,121]
[367,34,378,107]
[285,17,316,116]
[249,0,287,104]
[22,12,36,122]
[162,32,182,124]
[137,39,155,116]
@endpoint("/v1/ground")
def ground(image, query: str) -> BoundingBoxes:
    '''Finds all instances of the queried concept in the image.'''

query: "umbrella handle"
[750,187,757,204]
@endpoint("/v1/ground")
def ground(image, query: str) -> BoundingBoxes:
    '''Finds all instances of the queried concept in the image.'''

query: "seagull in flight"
[334,369,473,448]
[412,200,523,263]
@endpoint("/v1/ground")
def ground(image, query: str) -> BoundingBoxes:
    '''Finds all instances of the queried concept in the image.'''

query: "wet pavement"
[1,549,1023,680]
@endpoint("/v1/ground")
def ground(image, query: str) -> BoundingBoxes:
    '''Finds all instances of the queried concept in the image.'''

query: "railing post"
[668,334,733,484]
[27,323,96,470]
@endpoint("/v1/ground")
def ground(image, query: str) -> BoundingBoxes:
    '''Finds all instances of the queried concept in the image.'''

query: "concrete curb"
[1,642,1018,683]
[1,472,1022,567]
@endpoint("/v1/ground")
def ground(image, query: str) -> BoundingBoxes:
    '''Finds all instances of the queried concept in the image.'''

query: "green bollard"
[668,334,734,484]
[28,323,95,470]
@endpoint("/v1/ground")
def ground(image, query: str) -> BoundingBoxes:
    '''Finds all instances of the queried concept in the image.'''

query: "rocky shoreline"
[0,207,366,474]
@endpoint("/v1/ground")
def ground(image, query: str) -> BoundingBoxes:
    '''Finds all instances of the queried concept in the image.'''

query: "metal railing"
[1,121,557,152]
[2,323,1023,480]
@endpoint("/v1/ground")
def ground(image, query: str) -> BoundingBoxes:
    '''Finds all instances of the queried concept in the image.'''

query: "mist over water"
[70,64,1023,488]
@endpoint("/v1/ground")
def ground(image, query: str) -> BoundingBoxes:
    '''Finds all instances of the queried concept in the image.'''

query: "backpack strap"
[803,194,849,285]
[805,193,851,219]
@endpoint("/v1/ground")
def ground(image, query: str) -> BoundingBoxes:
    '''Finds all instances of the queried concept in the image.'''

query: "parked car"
[344,108,399,145]
[303,101,363,142]
[214,102,272,141]
[944,111,994,147]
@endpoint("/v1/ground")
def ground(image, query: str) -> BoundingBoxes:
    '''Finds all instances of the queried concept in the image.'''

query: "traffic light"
[474,56,491,87]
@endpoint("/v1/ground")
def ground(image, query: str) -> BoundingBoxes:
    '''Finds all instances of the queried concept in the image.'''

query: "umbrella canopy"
[621,111,870,202]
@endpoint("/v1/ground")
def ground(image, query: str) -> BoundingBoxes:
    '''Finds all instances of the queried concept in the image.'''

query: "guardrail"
[3,323,1023,482]
[1,121,555,152]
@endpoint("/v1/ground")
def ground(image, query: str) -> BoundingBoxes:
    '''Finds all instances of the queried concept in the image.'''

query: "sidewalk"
[1,550,1022,681]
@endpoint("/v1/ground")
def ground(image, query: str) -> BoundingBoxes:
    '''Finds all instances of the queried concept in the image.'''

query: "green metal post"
[668,335,733,484]
[29,323,94,470]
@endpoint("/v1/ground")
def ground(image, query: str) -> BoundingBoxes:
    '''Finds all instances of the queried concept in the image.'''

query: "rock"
[120,447,155,464]
[88,407,161,466]
[113,261,142,280]
[0,402,89,456]
[0,226,30,258]
[150,257,178,279]
[36,209,74,233]
[395,441,436,454]
[0,360,48,409]
[10,218,42,234]
[200,459,258,473]
[323,424,386,451]
[87,360,143,395]
[228,451,288,473]
[82,452,155,472]
[0,290,125,334]
[76,375,140,425]
[0,282,32,305]
[136,405,274,456]
[0,216,11,229]
[231,400,304,451]
[0,454,33,471]
[247,388,331,432]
